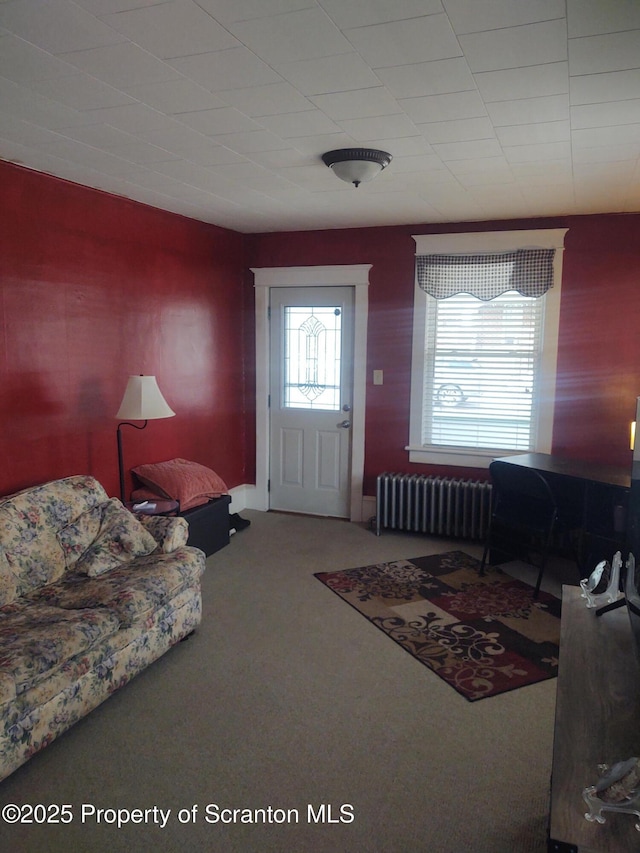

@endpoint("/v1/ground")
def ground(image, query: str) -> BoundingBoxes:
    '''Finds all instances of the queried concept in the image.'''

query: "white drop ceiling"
[1,0,639,233]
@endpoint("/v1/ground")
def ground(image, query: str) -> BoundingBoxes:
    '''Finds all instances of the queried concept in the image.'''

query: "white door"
[269,286,354,517]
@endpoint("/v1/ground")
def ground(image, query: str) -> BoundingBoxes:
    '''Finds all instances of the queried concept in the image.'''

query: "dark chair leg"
[533,526,555,598]
[479,539,490,576]
[533,560,545,599]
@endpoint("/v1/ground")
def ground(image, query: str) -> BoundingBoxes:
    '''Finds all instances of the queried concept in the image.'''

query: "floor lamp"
[116,375,175,503]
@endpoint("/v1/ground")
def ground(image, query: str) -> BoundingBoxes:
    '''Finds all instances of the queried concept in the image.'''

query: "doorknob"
[337,420,351,429]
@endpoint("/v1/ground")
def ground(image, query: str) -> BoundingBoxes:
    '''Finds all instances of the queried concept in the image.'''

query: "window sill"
[405,445,524,469]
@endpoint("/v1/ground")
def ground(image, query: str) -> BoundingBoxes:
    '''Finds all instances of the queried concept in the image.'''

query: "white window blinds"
[424,290,545,451]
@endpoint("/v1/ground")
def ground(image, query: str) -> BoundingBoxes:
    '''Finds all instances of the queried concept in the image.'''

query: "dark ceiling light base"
[321,148,392,187]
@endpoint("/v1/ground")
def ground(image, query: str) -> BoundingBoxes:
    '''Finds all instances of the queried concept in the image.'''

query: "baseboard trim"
[361,495,376,526]
[228,485,375,523]
[228,484,261,514]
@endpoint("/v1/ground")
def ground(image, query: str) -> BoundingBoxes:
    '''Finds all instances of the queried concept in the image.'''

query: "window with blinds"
[423,290,545,451]
[409,229,566,467]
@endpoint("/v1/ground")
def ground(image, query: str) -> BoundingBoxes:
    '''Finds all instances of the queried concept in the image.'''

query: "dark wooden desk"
[549,587,640,851]
[495,454,630,491]
[495,453,631,566]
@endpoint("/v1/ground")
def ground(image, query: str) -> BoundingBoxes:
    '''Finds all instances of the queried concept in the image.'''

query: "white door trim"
[252,264,371,522]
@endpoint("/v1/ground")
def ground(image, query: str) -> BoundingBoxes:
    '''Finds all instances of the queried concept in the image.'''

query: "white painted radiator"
[375,472,492,540]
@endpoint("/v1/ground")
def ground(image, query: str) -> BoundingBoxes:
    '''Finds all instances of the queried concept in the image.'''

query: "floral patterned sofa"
[0,475,206,781]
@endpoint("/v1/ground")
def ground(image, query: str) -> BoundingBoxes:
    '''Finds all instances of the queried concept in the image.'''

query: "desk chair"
[480,459,559,598]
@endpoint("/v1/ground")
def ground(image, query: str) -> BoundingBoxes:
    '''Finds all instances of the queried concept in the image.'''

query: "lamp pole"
[116,420,148,503]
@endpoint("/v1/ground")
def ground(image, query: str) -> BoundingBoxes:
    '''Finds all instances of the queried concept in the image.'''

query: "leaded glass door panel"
[269,287,354,517]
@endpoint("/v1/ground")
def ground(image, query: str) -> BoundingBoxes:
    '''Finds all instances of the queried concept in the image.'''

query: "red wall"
[555,217,640,464]
[3,158,640,503]
[248,214,640,495]
[0,161,249,499]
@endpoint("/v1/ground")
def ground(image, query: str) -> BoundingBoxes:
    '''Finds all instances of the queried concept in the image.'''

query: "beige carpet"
[0,511,574,852]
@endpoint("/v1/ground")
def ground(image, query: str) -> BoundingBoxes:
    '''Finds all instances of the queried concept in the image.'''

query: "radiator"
[375,472,492,540]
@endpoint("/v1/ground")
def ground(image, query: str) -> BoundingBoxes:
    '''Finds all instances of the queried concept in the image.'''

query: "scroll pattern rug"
[315,550,561,701]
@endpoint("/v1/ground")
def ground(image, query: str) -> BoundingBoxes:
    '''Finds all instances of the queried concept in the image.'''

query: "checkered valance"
[416,248,555,300]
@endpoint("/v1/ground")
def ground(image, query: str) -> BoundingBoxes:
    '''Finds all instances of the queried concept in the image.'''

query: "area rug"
[315,550,561,701]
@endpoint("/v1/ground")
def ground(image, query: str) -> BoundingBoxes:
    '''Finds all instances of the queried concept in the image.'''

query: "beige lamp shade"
[116,375,175,420]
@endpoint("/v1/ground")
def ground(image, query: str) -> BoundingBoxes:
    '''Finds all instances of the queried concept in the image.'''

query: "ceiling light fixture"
[321,148,392,187]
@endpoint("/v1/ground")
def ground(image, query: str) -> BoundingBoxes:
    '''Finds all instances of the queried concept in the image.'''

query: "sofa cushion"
[0,670,16,708]
[58,499,157,577]
[57,504,105,568]
[26,548,205,628]
[0,476,109,596]
[0,549,19,608]
[0,505,67,595]
[132,458,228,511]
[0,601,120,697]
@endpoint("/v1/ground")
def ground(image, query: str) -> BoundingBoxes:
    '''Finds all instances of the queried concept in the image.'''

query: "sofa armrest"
[135,515,189,553]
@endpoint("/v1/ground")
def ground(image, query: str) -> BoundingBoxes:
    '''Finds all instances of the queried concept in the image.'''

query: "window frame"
[407,229,568,468]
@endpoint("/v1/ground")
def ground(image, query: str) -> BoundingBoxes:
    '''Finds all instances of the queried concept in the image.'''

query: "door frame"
[252,264,371,522]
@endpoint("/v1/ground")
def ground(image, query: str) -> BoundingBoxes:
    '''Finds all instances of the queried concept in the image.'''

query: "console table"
[549,586,640,851]
[495,454,630,567]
